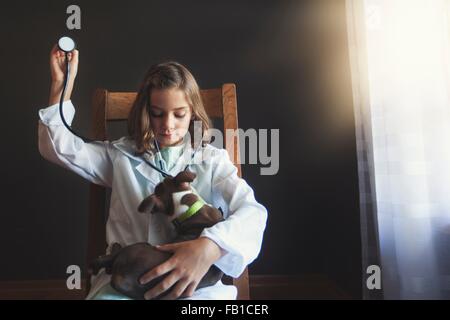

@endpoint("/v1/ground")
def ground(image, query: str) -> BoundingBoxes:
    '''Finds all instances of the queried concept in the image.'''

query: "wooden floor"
[250,274,351,299]
[0,274,351,300]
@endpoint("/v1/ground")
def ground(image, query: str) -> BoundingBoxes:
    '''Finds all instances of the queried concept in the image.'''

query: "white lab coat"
[38,101,268,300]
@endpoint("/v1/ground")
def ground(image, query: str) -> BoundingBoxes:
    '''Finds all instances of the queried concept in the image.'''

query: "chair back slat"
[105,89,224,121]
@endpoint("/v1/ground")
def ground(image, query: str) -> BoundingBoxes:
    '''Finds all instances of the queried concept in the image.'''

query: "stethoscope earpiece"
[58,36,76,53]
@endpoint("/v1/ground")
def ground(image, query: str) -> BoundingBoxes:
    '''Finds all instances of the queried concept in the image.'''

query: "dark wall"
[0,0,361,297]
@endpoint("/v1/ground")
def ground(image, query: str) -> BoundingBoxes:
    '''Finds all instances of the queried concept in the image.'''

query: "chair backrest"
[85,83,250,300]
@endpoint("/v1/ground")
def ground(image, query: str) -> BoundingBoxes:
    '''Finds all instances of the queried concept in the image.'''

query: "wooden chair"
[85,83,250,300]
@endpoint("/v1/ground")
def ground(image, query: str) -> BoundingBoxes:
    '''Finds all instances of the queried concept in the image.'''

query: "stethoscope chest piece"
[58,36,76,53]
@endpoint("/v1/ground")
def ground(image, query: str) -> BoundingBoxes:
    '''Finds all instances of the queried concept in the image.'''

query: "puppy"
[89,170,224,300]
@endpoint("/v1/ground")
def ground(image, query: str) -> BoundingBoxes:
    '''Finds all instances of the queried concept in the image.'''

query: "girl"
[38,45,268,300]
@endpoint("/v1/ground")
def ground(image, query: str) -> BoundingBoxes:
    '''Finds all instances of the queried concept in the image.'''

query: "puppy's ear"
[138,194,163,214]
[89,252,117,275]
[174,170,197,185]
[110,243,122,255]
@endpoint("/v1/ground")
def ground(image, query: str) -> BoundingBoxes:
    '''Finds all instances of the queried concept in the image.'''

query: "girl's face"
[149,88,193,148]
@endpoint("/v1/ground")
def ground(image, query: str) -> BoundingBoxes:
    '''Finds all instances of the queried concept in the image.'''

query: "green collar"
[174,200,205,225]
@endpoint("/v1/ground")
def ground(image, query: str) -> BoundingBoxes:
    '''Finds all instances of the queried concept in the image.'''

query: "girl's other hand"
[139,237,223,300]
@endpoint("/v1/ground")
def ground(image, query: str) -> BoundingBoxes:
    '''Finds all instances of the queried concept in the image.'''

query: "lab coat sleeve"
[38,101,114,187]
[200,149,268,278]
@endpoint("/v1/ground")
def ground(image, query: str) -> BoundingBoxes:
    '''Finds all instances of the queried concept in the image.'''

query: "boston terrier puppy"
[89,170,225,300]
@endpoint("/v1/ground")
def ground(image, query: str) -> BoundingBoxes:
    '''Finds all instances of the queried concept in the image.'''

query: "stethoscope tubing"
[58,48,201,178]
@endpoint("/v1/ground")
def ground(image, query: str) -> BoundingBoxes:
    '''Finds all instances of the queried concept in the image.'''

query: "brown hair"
[128,61,212,155]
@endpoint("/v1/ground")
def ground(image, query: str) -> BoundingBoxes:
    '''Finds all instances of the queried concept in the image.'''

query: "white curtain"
[346,0,450,299]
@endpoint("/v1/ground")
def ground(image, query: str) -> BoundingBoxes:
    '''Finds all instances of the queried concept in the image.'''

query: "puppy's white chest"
[170,187,204,221]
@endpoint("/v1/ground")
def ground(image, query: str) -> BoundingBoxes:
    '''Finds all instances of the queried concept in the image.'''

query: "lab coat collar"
[111,136,160,185]
[111,136,195,185]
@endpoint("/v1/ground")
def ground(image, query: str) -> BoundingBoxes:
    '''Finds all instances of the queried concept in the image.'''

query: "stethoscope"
[57,36,202,178]
[57,36,93,143]
[142,138,203,178]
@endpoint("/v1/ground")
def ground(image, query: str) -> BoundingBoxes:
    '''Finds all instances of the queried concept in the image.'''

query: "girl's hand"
[48,44,79,105]
[50,44,79,83]
[139,237,223,300]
